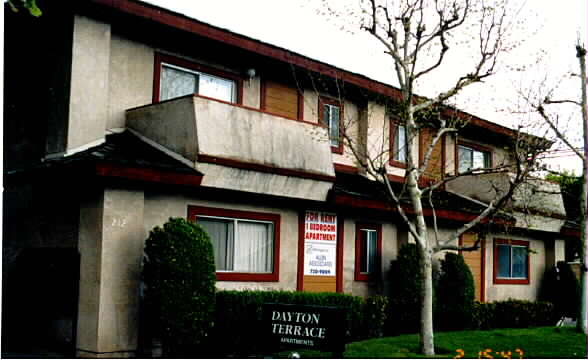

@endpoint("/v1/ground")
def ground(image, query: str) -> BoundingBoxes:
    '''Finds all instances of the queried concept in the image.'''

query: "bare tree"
[310,0,549,355]
[523,44,587,334]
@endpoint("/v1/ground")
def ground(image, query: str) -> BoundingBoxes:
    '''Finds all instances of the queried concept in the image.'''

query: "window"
[355,223,382,281]
[390,122,407,167]
[493,239,530,284]
[319,97,343,153]
[154,53,241,104]
[188,206,280,282]
[458,143,491,173]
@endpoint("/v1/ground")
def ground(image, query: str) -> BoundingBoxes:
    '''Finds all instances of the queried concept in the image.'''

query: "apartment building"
[3,0,577,357]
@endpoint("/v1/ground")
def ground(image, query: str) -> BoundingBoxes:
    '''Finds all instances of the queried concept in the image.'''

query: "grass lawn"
[275,327,586,358]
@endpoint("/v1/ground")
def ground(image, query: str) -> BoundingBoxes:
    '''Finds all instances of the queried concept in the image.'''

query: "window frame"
[188,205,280,282]
[318,96,344,154]
[153,52,243,104]
[389,120,408,168]
[493,238,530,285]
[456,140,492,174]
[354,222,382,281]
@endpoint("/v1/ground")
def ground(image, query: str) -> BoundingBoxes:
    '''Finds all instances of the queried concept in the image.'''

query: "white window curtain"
[197,218,234,271]
[197,216,273,273]
[160,63,236,103]
[160,65,197,101]
[199,73,235,102]
[234,222,273,273]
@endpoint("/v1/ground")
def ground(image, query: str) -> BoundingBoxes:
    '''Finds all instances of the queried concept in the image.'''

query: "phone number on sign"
[309,269,332,275]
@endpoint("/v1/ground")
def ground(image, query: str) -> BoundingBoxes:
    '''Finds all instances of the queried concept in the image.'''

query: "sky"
[131,1,585,173]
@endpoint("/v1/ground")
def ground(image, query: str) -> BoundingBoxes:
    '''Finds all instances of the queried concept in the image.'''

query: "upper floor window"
[458,143,491,173]
[319,97,343,154]
[390,122,407,167]
[493,239,529,285]
[188,206,280,282]
[154,53,241,104]
[355,223,382,281]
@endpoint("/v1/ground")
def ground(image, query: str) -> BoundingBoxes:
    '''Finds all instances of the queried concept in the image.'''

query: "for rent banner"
[303,211,337,276]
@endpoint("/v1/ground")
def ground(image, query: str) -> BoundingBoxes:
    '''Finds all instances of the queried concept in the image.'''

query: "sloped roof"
[42,131,202,176]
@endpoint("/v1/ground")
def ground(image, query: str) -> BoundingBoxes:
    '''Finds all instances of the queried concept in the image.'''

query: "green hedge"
[471,299,558,330]
[211,290,386,356]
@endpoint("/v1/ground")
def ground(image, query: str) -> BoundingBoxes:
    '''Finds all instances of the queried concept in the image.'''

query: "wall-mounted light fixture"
[246,68,256,87]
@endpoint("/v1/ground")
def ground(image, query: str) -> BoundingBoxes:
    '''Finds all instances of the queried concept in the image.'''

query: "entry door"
[460,233,485,302]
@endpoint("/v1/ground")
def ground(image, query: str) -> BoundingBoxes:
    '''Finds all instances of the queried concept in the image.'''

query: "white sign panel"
[303,211,337,276]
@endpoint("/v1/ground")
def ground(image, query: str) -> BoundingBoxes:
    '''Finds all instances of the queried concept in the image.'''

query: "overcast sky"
[141,0,586,173]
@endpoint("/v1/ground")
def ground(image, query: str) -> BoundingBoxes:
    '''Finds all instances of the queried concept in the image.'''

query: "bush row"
[210,290,388,356]
[472,299,558,330]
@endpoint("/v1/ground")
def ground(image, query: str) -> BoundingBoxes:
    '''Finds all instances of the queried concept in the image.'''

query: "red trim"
[297,212,305,291]
[492,238,530,285]
[318,96,344,154]
[336,215,344,293]
[188,206,280,282]
[354,222,382,282]
[94,162,203,186]
[153,52,243,104]
[334,163,359,174]
[561,226,581,238]
[297,90,305,121]
[197,154,336,183]
[333,193,513,226]
[389,121,407,169]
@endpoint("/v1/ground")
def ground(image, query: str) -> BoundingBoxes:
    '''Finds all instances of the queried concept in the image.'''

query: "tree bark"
[420,247,435,356]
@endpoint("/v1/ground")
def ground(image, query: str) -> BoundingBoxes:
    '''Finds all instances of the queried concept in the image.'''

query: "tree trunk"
[420,247,435,356]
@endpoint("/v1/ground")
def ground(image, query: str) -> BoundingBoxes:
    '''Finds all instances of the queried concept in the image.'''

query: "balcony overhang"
[446,173,566,233]
[126,95,335,201]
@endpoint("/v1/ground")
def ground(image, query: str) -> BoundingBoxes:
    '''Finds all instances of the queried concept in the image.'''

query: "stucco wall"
[484,235,546,302]
[142,192,300,291]
[107,34,154,130]
[67,15,111,154]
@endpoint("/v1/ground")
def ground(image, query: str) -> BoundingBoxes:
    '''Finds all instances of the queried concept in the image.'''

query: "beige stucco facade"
[3,3,575,358]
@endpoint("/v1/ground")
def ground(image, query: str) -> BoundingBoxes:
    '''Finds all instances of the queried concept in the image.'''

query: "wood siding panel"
[420,128,445,180]
[461,232,484,302]
[303,275,336,293]
[264,80,299,119]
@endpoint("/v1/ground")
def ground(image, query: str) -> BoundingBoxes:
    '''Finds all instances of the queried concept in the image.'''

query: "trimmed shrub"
[539,261,580,319]
[362,295,389,339]
[212,290,364,357]
[142,217,216,357]
[471,300,558,329]
[435,253,475,331]
[387,243,424,335]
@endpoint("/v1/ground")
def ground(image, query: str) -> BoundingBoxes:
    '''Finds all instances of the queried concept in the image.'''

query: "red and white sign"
[303,211,337,276]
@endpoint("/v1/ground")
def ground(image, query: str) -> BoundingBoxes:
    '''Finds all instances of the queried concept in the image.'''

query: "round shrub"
[142,217,216,357]
[387,243,423,335]
[435,252,475,331]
